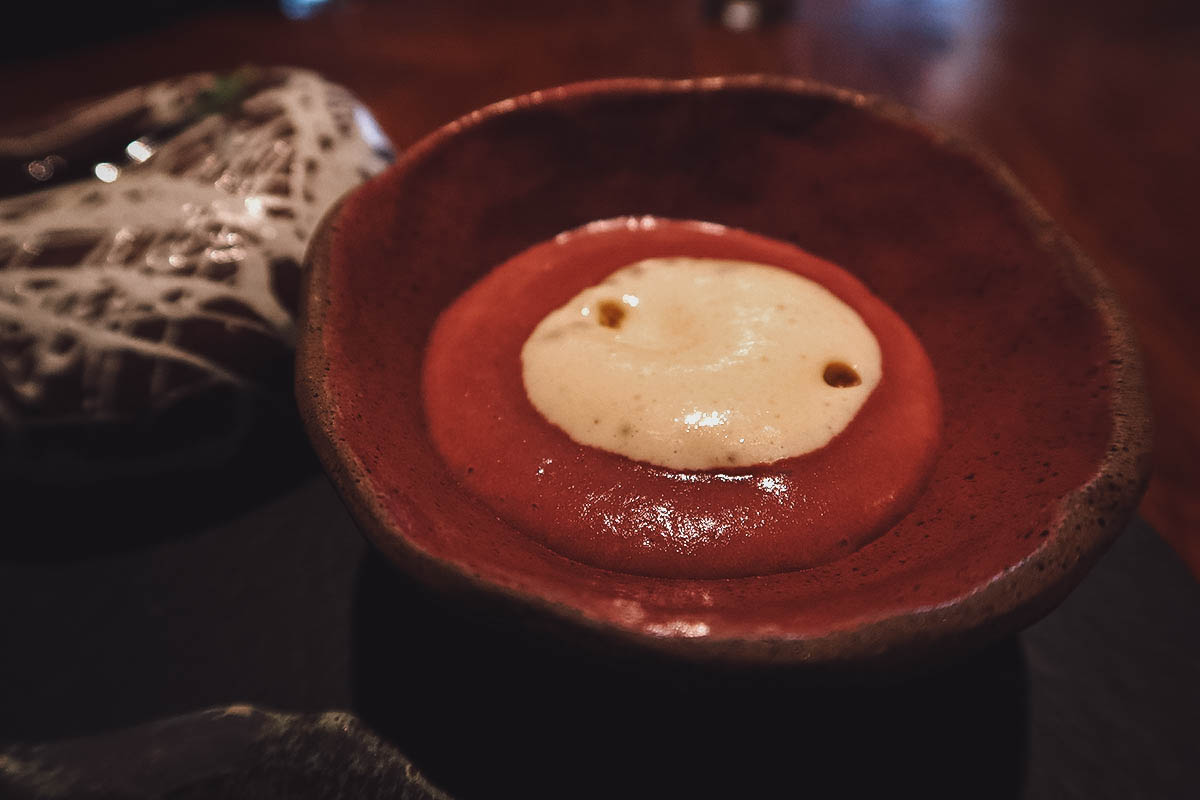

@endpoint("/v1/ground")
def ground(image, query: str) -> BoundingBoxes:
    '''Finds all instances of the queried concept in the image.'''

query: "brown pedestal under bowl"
[297,77,1151,667]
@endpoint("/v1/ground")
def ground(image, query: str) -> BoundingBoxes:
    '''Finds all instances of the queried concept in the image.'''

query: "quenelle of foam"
[521,258,882,470]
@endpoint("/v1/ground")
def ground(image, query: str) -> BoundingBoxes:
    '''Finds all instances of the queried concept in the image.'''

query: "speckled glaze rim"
[297,76,1152,668]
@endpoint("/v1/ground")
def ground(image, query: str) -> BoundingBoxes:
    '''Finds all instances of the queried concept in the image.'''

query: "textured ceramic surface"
[0,67,390,479]
[0,705,449,799]
[298,77,1151,666]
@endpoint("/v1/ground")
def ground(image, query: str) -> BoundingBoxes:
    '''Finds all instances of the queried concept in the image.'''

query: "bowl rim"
[296,75,1152,666]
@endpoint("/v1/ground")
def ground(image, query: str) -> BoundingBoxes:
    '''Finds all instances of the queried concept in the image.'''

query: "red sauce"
[422,220,942,578]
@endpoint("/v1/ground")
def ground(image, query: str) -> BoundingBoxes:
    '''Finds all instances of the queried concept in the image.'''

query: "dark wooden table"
[4,0,1195,575]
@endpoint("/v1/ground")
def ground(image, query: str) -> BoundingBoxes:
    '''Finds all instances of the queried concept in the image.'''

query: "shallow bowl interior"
[298,77,1150,667]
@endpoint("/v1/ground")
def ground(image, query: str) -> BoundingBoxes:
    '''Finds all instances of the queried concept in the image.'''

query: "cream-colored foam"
[520,257,882,470]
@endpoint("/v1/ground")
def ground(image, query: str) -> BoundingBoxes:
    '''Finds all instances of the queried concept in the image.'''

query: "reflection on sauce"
[422,218,942,578]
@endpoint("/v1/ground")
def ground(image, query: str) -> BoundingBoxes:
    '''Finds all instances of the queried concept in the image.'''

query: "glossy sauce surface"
[422,218,943,578]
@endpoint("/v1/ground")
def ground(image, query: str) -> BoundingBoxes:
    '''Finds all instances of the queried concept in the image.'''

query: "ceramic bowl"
[297,77,1151,667]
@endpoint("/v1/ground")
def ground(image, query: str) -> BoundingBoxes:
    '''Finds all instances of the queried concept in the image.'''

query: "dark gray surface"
[1023,516,1200,800]
[1,466,1196,798]
[0,470,363,740]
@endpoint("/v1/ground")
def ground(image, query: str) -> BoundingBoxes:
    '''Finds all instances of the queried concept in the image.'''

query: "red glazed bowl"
[297,77,1151,667]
